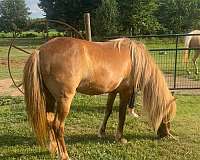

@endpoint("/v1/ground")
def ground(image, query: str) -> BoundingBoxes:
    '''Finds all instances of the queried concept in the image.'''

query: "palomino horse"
[183,30,200,74]
[23,37,176,160]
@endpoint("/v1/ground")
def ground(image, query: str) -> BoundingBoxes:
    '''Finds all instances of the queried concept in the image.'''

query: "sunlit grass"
[0,95,200,159]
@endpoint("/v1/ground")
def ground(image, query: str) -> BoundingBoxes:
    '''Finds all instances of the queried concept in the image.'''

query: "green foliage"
[0,0,200,36]
[38,0,102,30]
[117,0,161,35]
[91,0,119,38]
[157,0,200,33]
[0,0,30,35]
[38,0,200,36]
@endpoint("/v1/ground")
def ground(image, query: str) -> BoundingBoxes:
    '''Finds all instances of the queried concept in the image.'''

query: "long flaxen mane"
[118,38,176,131]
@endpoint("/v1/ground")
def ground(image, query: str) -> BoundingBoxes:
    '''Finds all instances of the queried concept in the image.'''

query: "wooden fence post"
[84,13,92,41]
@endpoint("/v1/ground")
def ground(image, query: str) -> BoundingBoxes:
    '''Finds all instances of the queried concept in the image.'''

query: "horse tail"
[23,50,48,147]
[183,50,190,64]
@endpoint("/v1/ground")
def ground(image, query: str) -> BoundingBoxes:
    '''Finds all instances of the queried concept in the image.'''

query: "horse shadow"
[0,151,49,160]
[65,132,156,145]
[65,133,115,145]
[0,134,36,147]
[0,134,50,159]
[70,104,119,114]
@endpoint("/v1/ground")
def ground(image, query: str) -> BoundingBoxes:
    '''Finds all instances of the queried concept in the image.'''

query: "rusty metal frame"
[8,19,84,94]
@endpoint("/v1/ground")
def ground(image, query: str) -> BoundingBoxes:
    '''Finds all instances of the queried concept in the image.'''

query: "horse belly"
[76,78,122,95]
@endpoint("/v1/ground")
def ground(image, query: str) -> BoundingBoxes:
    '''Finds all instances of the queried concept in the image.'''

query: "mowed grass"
[0,95,200,160]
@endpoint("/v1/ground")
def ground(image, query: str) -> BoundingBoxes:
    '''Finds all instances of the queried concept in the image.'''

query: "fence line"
[105,33,200,91]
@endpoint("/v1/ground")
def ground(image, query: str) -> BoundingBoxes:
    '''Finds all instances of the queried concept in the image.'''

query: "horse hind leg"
[192,52,200,74]
[45,89,58,156]
[186,62,191,75]
[53,92,75,160]
[98,92,117,138]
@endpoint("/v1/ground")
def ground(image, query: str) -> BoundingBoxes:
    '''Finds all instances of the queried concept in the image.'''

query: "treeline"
[38,0,200,37]
[0,0,200,38]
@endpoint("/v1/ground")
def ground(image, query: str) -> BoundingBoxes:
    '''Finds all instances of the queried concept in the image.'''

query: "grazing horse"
[23,37,176,160]
[183,30,200,74]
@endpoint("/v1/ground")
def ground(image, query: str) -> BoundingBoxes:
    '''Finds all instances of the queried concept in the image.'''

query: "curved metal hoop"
[8,19,84,95]
[46,19,85,39]
[8,38,30,94]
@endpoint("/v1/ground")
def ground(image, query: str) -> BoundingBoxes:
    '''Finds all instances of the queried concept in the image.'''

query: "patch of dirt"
[0,74,199,97]
[0,58,26,67]
[165,74,200,95]
[0,78,23,96]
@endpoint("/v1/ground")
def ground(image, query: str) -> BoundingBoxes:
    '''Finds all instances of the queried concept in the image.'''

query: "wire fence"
[0,33,200,94]
[106,33,200,91]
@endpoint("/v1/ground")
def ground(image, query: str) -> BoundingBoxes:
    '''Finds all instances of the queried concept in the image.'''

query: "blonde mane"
[127,39,176,131]
[107,38,176,131]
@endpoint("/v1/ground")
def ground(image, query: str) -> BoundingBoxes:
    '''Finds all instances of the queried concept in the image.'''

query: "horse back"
[38,37,132,95]
[190,36,200,48]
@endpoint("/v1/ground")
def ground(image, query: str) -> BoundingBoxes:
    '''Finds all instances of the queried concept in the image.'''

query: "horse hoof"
[48,141,58,155]
[187,71,191,75]
[98,130,106,138]
[157,133,178,141]
[61,153,70,160]
[115,137,128,144]
[120,138,128,144]
[157,134,170,139]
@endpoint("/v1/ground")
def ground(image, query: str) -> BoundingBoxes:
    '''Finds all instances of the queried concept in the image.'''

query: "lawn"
[0,95,200,160]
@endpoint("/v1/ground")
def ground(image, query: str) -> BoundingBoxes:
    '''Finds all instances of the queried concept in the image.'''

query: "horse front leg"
[98,92,117,138]
[115,91,130,144]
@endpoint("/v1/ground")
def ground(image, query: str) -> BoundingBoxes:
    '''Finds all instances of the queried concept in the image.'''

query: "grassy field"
[0,95,200,160]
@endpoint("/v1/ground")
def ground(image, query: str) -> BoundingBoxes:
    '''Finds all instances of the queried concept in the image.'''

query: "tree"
[118,0,161,35]
[39,0,102,30]
[0,0,30,36]
[157,0,200,33]
[91,0,119,38]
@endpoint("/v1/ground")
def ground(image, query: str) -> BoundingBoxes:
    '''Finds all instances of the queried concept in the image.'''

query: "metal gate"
[106,33,200,91]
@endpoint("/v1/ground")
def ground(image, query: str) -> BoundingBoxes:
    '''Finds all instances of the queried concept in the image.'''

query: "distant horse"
[23,37,176,160]
[183,30,200,74]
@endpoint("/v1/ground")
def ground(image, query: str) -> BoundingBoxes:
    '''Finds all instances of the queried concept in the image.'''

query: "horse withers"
[23,37,176,160]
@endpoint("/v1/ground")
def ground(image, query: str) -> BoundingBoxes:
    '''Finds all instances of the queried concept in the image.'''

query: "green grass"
[0,44,38,79]
[0,95,200,159]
